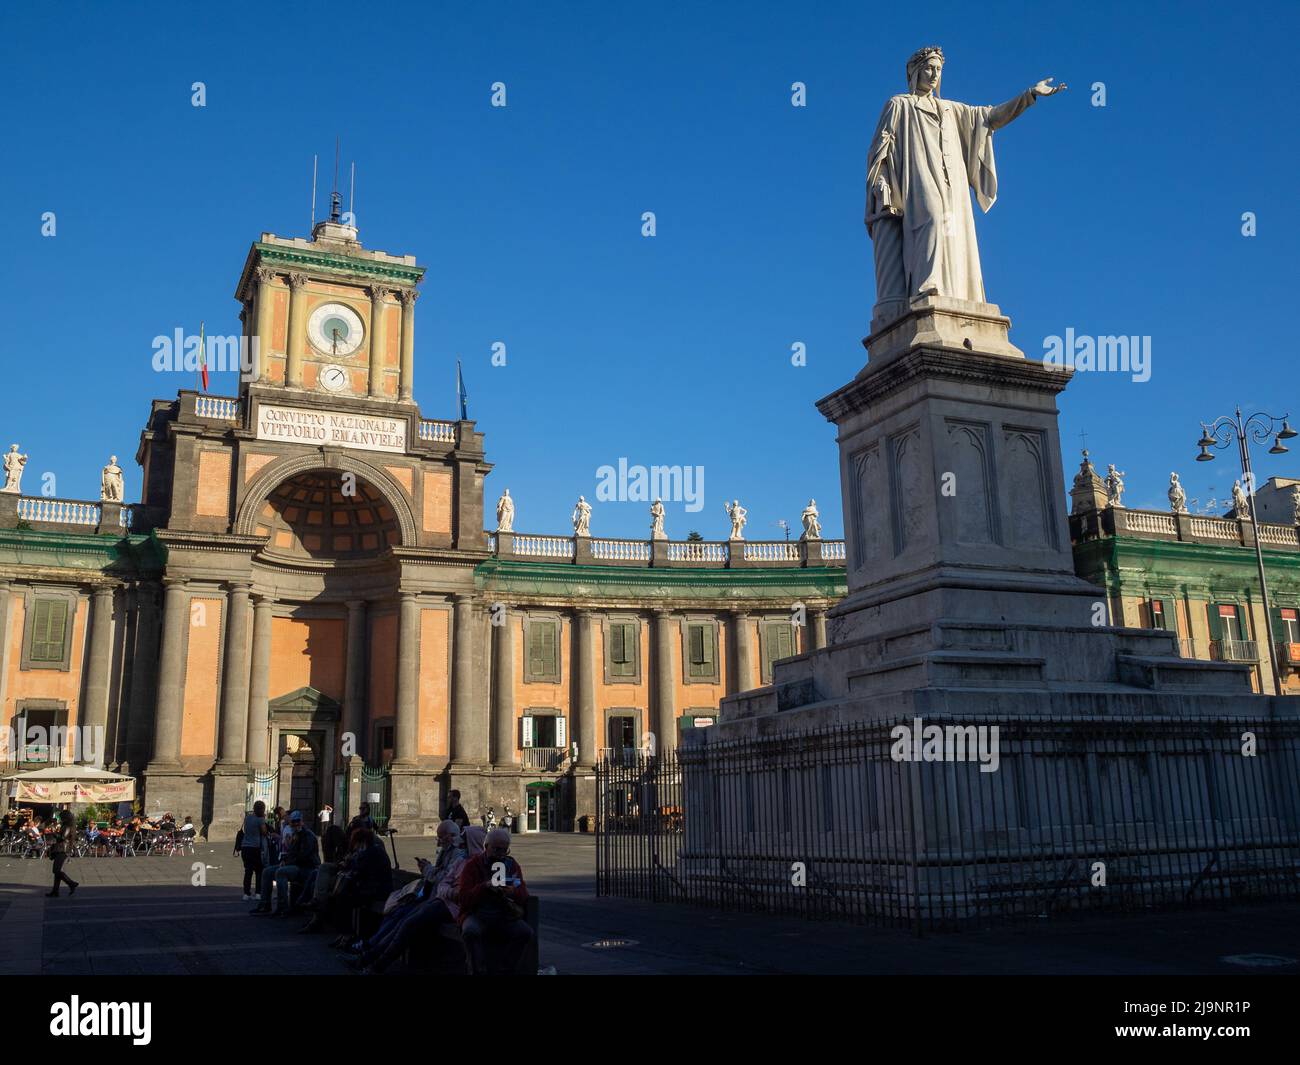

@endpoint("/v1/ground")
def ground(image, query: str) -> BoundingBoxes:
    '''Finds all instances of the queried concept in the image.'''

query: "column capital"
[453,592,476,606]
[574,607,597,621]
[651,606,675,619]
[398,287,420,307]
[399,589,420,604]
[367,284,393,304]
[162,576,189,591]
[90,583,116,600]
[287,272,310,291]
[345,597,367,611]
[254,266,278,286]
[730,608,751,620]
[225,580,253,595]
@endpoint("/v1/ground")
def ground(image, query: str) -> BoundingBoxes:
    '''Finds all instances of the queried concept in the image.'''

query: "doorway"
[281,732,322,815]
[524,783,558,833]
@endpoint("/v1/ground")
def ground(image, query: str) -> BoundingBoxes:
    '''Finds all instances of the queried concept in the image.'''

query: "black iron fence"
[596,716,1300,931]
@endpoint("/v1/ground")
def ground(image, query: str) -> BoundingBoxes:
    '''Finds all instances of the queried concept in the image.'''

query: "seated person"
[457,827,533,975]
[323,827,393,946]
[250,811,320,915]
[348,821,468,974]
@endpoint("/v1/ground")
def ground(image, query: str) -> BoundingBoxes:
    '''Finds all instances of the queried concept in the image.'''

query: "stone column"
[253,267,277,384]
[245,594,274,767]
[151,578,189,765]
[492,604,516,765]
[575,610,597,764]
[394,591,420,764]
[452,594,484,762]
[811,608,829,651]
[284,273,309,388]
[398,288,418,402]
[732,611,754,693]
[652,609,677,752]
[367,285,392,398]
[81,585,116,762]
[0,583,13,754]
[343,599,367,759]
[218,583,252,763]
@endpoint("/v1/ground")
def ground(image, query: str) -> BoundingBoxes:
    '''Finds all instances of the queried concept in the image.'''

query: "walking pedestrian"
[46,809,79,898]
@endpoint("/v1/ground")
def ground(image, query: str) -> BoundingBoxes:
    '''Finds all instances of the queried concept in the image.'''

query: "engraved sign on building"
[256,403,408,454]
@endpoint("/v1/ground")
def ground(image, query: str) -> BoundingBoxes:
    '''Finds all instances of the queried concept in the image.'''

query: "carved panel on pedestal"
[889,427,925,556]
[1003,427,1057,548]
[945,420,997,545]
[847,444,884,573]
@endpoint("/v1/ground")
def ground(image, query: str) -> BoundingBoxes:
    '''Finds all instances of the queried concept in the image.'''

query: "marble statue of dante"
[2,445,28,494]
[650,499,666,540]
[1231,481,1249,519]
[724,499,747,540]
[1104,464,1125,508]
[101,455,124,503]
[572,495,592,537]
[1168,473,1187,515]
[800,499,822,540]
[496,488,515,532]
[866,47,1066,317]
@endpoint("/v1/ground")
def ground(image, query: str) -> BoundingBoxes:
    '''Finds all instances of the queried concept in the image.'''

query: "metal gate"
[247,768,278,812]
[359,764,390,830]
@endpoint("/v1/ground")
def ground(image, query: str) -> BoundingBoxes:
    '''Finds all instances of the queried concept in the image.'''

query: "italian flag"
[198,320,208,391]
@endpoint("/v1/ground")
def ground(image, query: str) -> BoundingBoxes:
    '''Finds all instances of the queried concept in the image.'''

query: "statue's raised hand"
[1032,77,1066,97]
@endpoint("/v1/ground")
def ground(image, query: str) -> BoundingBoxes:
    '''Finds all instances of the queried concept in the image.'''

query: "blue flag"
[456,358,469,420]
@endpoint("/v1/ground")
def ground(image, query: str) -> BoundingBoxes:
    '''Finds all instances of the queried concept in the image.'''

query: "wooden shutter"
[527,623,546,676]
[775,623,794,660]
[610,623,635,676]
[31,599,68,663]
[688,624,706,677]
[1206,603,1223,642]
[541,623,557,675]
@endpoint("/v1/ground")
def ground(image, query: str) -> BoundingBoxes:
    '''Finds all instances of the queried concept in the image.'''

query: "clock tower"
[233,210,424,405]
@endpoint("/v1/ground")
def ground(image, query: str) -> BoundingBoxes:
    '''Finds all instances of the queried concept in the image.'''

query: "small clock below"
[318,365,350,393]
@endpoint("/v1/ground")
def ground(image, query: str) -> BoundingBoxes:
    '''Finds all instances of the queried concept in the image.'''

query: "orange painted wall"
[180,597,223,758]
[368,612,398,728]
[268,616,345,703]
[417,608,450,756]
[3,595,89,732]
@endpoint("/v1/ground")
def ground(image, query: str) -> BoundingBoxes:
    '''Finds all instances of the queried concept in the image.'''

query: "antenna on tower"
[310,154,318,230]
[349,161,355,223]
[329,136,342,223]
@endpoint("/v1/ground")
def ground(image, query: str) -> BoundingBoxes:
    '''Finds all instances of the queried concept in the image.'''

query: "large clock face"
[307,302,365,358]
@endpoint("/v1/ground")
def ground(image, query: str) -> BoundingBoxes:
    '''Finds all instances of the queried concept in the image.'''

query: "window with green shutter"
[608,622,637,678]
[686,622,716,680]
[29,599,69,664]
[761,621,796,683]
[525,619,560,681]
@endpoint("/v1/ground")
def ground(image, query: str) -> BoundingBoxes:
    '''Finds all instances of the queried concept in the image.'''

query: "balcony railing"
[490,531,846,570]
[520,747,566,771]
[1211,638,1259,663]
[417,419,457,444]
[1276,642,1300,668]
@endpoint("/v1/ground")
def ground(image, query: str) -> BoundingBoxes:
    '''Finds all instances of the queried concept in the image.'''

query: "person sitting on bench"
[457,827,533,975]
[250,810,319,916]
[325,826,394,946]
[348,820,468,973]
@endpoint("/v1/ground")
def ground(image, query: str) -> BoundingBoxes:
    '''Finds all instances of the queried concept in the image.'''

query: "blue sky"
[3,1,1297,539]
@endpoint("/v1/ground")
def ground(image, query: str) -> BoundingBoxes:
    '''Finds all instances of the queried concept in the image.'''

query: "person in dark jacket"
[250,810,319,915]
[444,790,471,831]
[46,810,79,898]
[323,827,393,942]
[457,827,532,975]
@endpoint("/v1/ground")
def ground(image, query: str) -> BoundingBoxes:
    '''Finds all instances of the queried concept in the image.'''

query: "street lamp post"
[1196,407,1297,695]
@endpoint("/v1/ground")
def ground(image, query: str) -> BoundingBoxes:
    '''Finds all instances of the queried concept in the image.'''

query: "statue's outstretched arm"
[987,77,1066,131]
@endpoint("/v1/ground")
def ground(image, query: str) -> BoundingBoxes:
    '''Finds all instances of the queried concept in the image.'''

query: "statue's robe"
[866,90,1035,307]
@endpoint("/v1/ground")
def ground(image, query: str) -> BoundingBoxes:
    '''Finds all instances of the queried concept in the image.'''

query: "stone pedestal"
[388,764,447,836]
[210,763,249,842]
[717,300,1262,731]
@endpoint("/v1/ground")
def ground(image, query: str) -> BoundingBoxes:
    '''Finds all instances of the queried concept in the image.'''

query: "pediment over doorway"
[268,686,342,718]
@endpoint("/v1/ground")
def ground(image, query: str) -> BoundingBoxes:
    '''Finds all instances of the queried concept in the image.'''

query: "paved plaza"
[1,833,1297,976]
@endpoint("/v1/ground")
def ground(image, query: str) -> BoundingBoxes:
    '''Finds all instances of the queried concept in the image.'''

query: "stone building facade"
[0,217,846,838]
[1070,456,1300,695]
